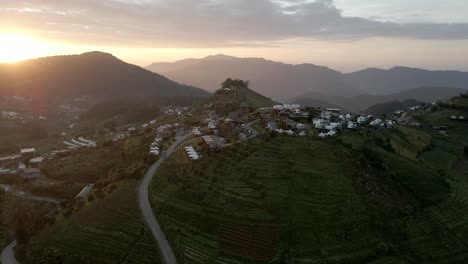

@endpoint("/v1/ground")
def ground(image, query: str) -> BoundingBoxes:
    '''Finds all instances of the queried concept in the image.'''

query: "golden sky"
[1,0,468,72]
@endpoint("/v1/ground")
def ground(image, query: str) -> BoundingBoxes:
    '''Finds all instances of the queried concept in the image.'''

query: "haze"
[1,0,468,72]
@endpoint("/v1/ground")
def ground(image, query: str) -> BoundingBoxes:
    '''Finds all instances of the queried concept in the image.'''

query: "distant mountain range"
[0,51,209,105]
[147,54,468,111]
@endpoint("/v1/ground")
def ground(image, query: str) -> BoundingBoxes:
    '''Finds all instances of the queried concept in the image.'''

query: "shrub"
[464,145,468,155]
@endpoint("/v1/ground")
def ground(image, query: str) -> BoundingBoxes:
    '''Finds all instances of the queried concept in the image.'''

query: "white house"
[283,104,292,110]
[20,148,36,156]
[29,157,44,165]
[357,116,368,124]
[451,116,457,120]
[291,104,301,110]
[273,105,284,111]
[347,122,357,130]
[297,123,308,130]
[75,184,94,199]
[459,116,465,120]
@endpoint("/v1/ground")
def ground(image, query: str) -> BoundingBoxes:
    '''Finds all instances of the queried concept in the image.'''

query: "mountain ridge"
[146,54,468,106]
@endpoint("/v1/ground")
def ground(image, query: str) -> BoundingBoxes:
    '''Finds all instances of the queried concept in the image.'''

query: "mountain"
[345,67,468,94]
[0,51,209,104]
[147,54,359,100]
[288,86,467,112]
[147,55,468,108]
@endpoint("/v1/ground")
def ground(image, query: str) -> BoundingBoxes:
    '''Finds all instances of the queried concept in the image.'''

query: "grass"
[151,137,407,263]
[0,194,9,250]
[23,181,163,264]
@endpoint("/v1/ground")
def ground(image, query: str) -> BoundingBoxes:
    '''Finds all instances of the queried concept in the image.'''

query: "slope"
[148,93,468,264]
[0,51,209,104]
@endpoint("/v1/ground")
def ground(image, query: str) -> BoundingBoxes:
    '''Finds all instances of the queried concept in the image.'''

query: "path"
[138,133,191,264]
[1,241,18,264]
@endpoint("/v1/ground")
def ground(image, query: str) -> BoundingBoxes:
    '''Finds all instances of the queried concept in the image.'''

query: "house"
[274,128,285,134]
[291,104,302,110]
[20,148,36,158]
[278,111,290,118]
[75,184,94,199]
[29,157,44,166]
[185,146,200,160]
[285,120,298,129]
[370,119,384,127]
[192,127,203,136]
[267,121,277,131]
[201,135,218,150]
[273,105,284,111]
[283,104,292,110]
[0,169,11,175]
[357,116,368,124]
[22,168,42,179]
[299,130,307,136]
[347,122,357,130]
[459,116,465,120]
[326,108,341,113]
[451,116,457,120]
[297,123,308,130]
[18,162,26,170]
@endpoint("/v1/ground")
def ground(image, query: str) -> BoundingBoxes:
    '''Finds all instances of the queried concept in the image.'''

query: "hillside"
[288,86,466,112]
[363,99,422,116]
[146,55,468,106]
[0,52,209,104]
[148,94,468,263]
[209,79,275,115]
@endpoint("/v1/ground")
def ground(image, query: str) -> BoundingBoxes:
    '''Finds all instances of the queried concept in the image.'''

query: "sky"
[0,0,468,72]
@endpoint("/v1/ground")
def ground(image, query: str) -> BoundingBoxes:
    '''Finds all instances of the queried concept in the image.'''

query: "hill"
[0,52,209,105]
[288,86,466,112]
[146,55,468,105]
[209,78,275,115]
[147,94,468,263]
[364,99,422,116]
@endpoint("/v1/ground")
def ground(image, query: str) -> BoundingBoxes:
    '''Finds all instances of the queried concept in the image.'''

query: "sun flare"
[0,32,50,63]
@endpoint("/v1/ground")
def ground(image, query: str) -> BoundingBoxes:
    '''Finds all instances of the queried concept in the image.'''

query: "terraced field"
[24,181,162,264]
[151,137,409,263]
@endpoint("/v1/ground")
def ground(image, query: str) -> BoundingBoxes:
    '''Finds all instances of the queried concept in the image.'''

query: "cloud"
[1,0,467,47]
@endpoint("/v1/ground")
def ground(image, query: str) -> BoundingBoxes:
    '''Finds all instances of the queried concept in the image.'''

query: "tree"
[221,78,249,89]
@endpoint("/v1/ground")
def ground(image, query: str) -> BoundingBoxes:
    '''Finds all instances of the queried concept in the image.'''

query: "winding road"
[138,133,191,264]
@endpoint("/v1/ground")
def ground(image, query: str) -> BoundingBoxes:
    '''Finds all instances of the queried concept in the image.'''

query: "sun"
[0,32,50,63]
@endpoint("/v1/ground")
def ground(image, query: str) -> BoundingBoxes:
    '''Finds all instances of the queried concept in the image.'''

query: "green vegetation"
[149,94,468,264]
[43,135,152,184]
[152,137,409,263]
[212,78,275,114]
[21,181,162,264]
[0,192,9,250]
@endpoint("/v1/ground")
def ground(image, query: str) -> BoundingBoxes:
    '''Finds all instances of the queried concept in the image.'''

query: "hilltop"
[0,51,209,104]
[209,78,275,114]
